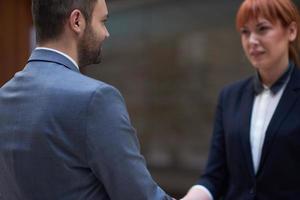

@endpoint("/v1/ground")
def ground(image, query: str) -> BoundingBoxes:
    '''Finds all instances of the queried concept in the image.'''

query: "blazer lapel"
[257,68,300,175]
[238,81,256,178]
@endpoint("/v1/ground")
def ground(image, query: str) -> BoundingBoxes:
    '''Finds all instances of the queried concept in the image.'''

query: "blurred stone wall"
[85,0,253,197]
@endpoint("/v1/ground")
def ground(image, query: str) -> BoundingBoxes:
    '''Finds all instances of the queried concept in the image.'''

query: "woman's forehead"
[239,12,278,28]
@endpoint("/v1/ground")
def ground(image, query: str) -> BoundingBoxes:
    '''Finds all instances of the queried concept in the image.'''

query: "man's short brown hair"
[32,0,98,43]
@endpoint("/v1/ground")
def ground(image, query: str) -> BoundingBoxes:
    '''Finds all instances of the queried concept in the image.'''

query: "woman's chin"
[250,59,269,71]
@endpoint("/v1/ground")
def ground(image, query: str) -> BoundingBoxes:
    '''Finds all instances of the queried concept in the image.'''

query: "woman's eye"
[258,26,269,32]
[240,29,249,35]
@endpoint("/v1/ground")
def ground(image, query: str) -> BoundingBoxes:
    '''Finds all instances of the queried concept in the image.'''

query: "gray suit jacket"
[0,49,171,200]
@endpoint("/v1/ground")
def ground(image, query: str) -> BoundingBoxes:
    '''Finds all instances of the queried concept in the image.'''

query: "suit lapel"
[257,68,300,175]
[238,81,256,178]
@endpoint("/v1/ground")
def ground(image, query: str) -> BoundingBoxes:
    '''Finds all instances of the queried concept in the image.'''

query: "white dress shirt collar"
[35,47,79,70]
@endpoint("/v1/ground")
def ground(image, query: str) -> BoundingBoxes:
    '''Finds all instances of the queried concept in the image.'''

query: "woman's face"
[240,17,296,72]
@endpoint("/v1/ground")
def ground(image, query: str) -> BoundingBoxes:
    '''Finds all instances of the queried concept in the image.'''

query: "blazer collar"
[238,67,300,179]
[253,62,294,94]
[289,66,300,90]
[27,49,80,73]
[239,79,256,179]
[257,66,300,175]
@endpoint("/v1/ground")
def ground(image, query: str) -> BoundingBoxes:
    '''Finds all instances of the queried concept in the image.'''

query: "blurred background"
[1,0,300,198]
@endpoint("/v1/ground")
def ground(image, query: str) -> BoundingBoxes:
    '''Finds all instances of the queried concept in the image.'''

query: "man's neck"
[38,39,78,65]
[36,42,79,70]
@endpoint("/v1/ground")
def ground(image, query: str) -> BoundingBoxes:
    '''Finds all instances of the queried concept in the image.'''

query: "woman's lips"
[250,50,265,57]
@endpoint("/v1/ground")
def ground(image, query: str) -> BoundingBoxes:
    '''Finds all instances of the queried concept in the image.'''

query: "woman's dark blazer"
[198,67,300,200]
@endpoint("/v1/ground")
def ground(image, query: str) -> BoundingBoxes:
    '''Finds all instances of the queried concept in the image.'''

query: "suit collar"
[253,62,294,94]
[238,67,300,179]
[257,67,300,175]
[289,66,300,90]
[27,49,80,73]
[238,80,256,179]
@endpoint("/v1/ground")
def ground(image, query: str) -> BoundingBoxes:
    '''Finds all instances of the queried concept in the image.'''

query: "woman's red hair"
[236,0,300,66]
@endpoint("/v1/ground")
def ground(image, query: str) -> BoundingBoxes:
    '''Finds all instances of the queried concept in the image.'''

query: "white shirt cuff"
[190,185,213,200]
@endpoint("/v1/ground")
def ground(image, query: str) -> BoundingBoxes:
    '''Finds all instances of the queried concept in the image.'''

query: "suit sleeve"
[85,85,171,200]
[197,89,229,199]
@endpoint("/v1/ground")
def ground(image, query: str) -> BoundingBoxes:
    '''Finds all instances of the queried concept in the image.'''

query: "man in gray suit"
[0,0,173,199]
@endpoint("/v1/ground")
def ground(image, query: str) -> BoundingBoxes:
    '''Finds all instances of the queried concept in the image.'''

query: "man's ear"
[68,9,86,35]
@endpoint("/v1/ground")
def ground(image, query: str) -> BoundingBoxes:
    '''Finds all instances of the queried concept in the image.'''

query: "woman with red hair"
[182,0,300,199]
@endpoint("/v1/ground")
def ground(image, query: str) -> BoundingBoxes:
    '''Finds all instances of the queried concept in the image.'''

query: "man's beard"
[78,25,102,68]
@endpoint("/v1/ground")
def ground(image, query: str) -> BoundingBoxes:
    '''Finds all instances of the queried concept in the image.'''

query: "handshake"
[171,186,212,200]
